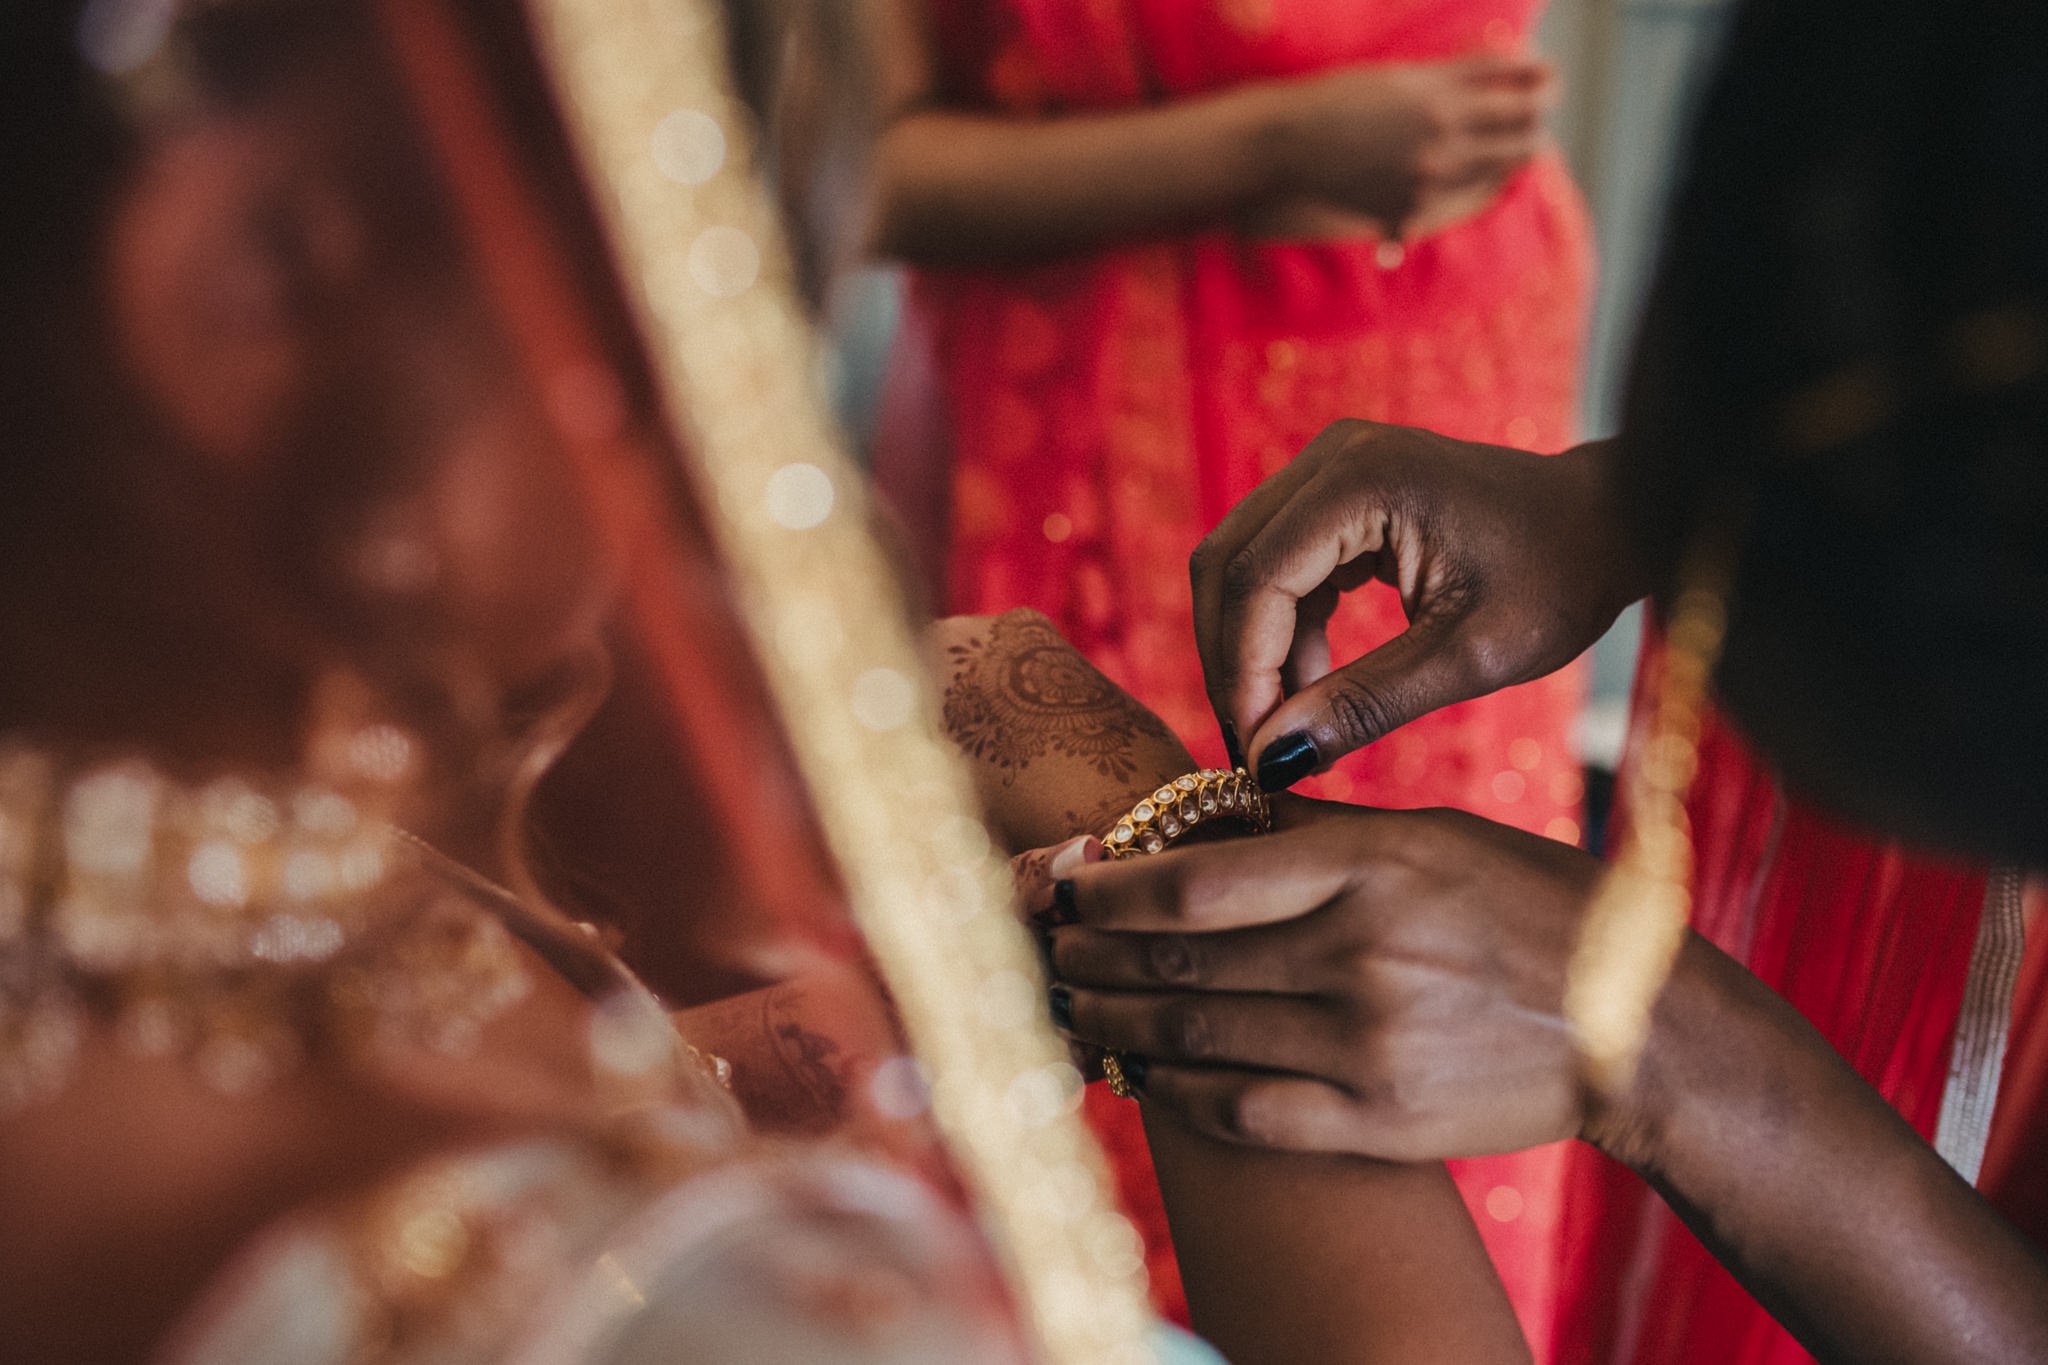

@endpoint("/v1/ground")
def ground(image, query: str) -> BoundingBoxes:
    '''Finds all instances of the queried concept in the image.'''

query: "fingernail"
[1255,732,1318,790]
[1047,836,1097,880]
[1048,984,1075,1031]
[1221,720,1247,771]
[1118,1053,1149,1096]
[1047,879,1079,927]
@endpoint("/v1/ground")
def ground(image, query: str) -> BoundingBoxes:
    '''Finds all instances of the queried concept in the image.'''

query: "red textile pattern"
[882,0,1595,1339]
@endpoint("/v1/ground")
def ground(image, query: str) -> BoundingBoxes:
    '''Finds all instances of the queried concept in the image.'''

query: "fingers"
[1451,52,1556,95]
[1246,620,1480,785]
[1059,986,1353,1078]
[1282,599,1336,697]
[1191,428,1352,743]
[1440,57,1552,185]
[1060,820,1392,933]
[1009,835,1103,925]
[1207,456,1396,753]
[1461,83,1545,135]
[1221,458,1482,779]
[1050,918,1321,995]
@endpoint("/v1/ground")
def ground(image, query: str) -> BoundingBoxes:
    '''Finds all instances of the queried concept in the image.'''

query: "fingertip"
[1221,719,1247,771]
[1047,834,1101,878]
[1253,731,1320,792]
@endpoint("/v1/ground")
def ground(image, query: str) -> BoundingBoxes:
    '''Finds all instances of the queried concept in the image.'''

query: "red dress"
[879,0,1595,1340]
[1544,642,2048,1365]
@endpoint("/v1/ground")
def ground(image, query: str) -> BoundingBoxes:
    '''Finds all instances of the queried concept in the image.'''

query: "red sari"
[880,0,1594,1339]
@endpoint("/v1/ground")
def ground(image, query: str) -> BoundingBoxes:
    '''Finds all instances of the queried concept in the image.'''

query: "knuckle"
[1153,858,1199,922]
[1323,682,1401,748]
[1225,1087,1290,1146]
[1188,534,1226,585]
[1218,544,1268,599]
[1161,999,1217,1060]
[1144,934,1201,988]
[1323,935,1378,993]
[1316,417,1370,450]
[1192,1091,1254,1145]
[1357,1036,1427,1126]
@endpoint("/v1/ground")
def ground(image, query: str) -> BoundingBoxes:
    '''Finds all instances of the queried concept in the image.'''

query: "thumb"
[1246,625,1476,789]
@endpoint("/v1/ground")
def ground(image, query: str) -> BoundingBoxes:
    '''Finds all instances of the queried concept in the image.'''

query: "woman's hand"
[1011,835,1108,1080]
[1191,422,1641,789]
[1269,54,1556,240]
[1046,805,1625,1161]
[1047,809,2048,1365]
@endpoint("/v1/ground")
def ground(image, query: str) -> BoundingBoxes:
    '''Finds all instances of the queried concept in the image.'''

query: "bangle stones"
[1101,768,1271,861]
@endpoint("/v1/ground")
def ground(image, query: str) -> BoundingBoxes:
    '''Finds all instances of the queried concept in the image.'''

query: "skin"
[1188,419,1638,786]
[1054,426,2048,1361]
[935,609,1532,1365]
[833,0,1556,266]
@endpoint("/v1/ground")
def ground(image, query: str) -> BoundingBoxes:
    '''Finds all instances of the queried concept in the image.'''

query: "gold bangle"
[1095,768,1273,1098]
[1098,767,1273,860]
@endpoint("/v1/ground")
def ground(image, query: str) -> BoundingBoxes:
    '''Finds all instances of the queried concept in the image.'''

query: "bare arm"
[827,0,1552,266]
[1616,935,2048,1364]
[933,609,1530,1364]
[851,0,1288,264]
[1048,798,2048,1365]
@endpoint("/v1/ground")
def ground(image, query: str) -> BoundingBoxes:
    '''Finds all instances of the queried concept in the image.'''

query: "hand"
[1045,805,1632,1161]
[1191,422,1640,789]
[1009,833,1104,927]
[1012,834,1109,1081]
[1271,53,1556,239]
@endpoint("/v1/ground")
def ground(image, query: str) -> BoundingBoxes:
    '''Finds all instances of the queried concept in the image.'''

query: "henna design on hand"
[941,609,1175,786]
[764,986,849,1122]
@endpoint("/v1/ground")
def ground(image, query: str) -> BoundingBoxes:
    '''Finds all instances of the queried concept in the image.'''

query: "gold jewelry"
[1095,768,1273,1098]
[1098,1052,1140,1100]
[0,729,532,1108]
[1097,767,1273,861]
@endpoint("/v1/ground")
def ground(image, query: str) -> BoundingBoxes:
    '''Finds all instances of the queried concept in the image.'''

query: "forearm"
[934,610,1528,1360]
[1147,1110,1530,1364]
[1618,935,2048,1364]
[868,90,1294,266]
[932,610,1193,853]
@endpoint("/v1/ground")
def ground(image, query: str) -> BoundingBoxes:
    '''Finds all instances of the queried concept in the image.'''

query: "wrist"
[1231,80,1314,206]
[1558,438,1655,619]
[1572,439,1654,609]
[1582,930,1744,1178]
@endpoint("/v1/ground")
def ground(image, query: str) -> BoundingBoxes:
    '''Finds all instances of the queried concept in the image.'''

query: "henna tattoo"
[1065,796,1152,839]
[764,986,849,1122]
[942,610,1175,786]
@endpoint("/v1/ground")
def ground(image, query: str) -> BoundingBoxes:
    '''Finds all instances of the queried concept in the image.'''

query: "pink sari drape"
[881,0,1594,1339]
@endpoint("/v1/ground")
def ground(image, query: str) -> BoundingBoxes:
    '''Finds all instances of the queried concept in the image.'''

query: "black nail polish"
[1221,720,1247,771]
[1119,1053,1149,1095]
[1256,732,1318,790]
[1048,984,1075,1031]
[1048,879,1079,927]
